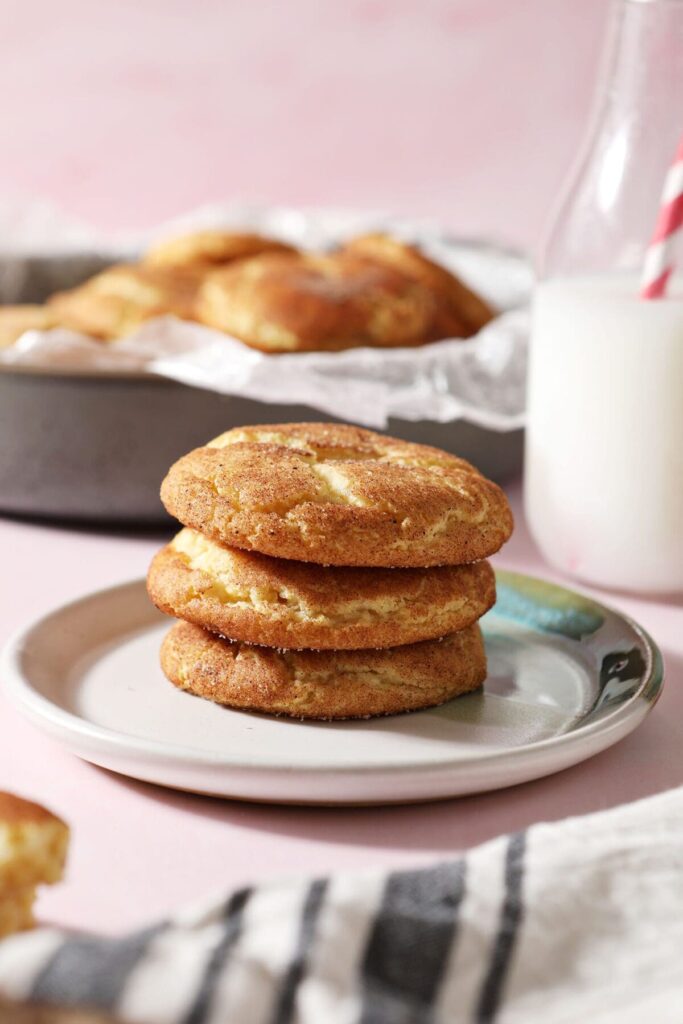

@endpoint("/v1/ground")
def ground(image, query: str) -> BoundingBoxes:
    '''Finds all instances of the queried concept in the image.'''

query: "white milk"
[525,274,683,593]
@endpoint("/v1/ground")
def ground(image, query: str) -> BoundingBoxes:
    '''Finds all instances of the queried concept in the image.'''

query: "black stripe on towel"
[30,922,166,1010]
[270,878,328,1024]
[183,886,252,1024]
[475,830,527,1024]
[359,859,466,1024]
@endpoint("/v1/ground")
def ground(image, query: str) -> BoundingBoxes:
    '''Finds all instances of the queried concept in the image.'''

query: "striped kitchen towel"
[1,785,683,1024]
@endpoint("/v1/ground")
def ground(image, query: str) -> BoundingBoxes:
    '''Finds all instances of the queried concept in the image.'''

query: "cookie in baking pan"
[341,233,495,337]
[160,422,513,567]
[47,263,203,340]
[147,527,496,650]
[0,305,59,348]
[144,230,298,270]
[160,619,486,720]
[195,250,441,352]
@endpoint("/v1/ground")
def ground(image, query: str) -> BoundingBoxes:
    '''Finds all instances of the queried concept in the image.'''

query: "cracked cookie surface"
[195,250,441,352]
[47,263,203,340]
[147,528,496,649]
[0,791,69,938]
[160,422,513,567]
[160,620,486,720]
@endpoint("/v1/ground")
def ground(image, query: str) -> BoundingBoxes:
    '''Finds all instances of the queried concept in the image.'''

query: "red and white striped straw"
[640,135,683,299]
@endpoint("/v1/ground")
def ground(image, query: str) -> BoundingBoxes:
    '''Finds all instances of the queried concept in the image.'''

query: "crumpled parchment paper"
[0,203,532,430]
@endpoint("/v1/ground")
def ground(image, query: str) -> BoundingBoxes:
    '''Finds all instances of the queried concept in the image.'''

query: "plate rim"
[0,572,664,779]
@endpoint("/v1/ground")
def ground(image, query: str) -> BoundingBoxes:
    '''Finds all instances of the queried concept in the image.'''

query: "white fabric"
[436,833,510,1017]
[294,871,387,1024]
[501,785,683,1023]
[1,786,682,1022]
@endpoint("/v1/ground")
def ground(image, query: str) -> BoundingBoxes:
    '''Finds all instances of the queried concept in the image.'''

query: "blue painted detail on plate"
[494,580,604,641]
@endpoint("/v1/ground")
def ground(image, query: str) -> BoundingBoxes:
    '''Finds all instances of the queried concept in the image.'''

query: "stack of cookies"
[147,423,513,720]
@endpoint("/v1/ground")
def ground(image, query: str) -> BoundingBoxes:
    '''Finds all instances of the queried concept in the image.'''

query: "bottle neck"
[597,0,683,143]
[540,0,683,279]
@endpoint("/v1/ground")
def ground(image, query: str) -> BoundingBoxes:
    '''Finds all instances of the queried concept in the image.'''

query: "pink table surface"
[0,0,678,938]
[0,484,680,936]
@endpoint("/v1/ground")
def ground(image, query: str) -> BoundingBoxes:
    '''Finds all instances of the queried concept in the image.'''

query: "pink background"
[5,0,678,940]
[0,0,610,248]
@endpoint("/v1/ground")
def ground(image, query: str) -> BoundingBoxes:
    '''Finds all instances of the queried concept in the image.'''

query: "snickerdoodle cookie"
[195,250,441,352]
[0,305,59,348]
[0,792,69,938]
[47,263,203,340]
[144,230,298,270]
[147,527,496,650]
[160,422,513,567]
[161,620,486,720]
[341,234,495,337]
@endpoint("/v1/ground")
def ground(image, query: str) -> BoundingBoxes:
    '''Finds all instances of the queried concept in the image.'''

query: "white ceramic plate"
[1,572,663,805]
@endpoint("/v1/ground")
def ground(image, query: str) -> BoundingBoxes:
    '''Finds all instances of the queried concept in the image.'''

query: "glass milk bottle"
[525,0,683,593]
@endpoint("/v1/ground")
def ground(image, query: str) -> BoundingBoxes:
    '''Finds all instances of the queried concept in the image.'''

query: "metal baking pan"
[0,252,523,525]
